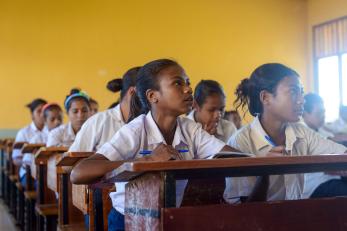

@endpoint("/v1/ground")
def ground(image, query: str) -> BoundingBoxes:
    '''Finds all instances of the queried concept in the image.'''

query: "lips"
[184,95,193,102]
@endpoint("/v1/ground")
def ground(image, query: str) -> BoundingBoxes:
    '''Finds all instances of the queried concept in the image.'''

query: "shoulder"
[178,116,201,133]
[118,114,146,134]
[227,124,252,149]
[220,119,237,132]
[49,124,66,136]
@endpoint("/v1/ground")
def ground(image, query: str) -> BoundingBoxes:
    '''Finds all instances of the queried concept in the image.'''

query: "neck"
[303,118,318,131]
[34,122,44,131]
[71,124,80,135]
[120,99,130,122]
[259,112,287,146]
[151,108,177,145]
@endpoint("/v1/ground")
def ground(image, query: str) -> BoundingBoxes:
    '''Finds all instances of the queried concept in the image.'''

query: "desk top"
[56,152,94,166]
[105,154,347,182]
[21,143,46,153]
[35,146,68,159]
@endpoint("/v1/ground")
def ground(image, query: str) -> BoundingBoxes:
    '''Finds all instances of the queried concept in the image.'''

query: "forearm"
[70,154,123,184]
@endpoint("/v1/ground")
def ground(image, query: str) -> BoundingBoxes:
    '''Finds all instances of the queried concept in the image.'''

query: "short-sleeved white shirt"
[14,122,47,177]
[325,118,347,134]
[186,111,237,143]
[29,126,49,144]
[69,105,125,152]
[224,116,347,203]
[47,122,76,148]
[97,112,226,214]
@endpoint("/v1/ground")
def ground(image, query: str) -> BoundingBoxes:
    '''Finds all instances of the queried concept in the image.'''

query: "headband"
[64,91,90,110]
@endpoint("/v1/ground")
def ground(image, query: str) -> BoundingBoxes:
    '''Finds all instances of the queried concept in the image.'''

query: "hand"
[150,144,182,161]
[203,121,218,135]
[266,145,286,157]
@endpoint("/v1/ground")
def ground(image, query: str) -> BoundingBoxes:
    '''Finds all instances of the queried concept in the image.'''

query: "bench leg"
[17,187,25,229]
[25,198,36,231]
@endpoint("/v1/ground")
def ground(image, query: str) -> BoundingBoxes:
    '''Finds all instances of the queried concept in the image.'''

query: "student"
[69,66,142,152]
[224,63,347,203]
[13,98,47,186]
[30,103,63,144]
[224,110,242,129]
[71,59,240,231]
[325,105,347,136]
[47,89,90,147]
[89,98,99,116]
[187,79,237,142]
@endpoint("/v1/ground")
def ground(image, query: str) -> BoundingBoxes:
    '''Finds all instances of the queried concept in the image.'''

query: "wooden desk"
[52,152,93,227]
[34,147,67,204]
[106,155,347,231]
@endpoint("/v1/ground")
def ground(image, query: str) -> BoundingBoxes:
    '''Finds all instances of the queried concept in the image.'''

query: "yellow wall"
[0,0,308,128]
[306,0,347,91]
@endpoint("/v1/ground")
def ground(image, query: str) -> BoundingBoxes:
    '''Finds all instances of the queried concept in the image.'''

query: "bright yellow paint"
[0,0,309,128]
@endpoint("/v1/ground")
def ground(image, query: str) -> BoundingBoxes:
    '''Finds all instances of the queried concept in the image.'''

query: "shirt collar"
[145,112,188,147]
[112,104,126,124]
[250,116,300,152]
[67,122,76,137]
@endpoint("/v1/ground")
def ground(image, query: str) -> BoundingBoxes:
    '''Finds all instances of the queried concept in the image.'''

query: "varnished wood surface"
[21,143,45,153]
[106,154,347,182]
[56,152,94,167]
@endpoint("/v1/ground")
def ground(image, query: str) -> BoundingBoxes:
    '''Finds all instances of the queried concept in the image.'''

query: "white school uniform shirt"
[224,116,347,203]
[69,105,125,152]
[97,112,226,214]
[13,122,47,178]
[325,118,347,134]
[29,126,49,144]
[186,111,237,143]
[46,122,76,148]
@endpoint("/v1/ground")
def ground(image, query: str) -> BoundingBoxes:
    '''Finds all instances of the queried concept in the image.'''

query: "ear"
[127,86,136,96]
[146,89,159,105]
[259,90,272,106]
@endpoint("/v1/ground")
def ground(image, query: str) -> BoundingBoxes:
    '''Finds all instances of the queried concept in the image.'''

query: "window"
[314,16,347,122]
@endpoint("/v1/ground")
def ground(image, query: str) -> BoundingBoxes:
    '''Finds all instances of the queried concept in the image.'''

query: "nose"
[184,85,192,94]
[297,92,305,105]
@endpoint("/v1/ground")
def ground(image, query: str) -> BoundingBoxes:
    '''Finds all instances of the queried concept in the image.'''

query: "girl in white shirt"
[47,89,90,147]
[187,79,237,142]
[13,98,47,186]
[30,103,63,144]
[69,66,142,152]
[224,63,347,204]
[71,59,239,231]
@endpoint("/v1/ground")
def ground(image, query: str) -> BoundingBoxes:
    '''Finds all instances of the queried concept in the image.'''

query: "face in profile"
[32,104,45,129]
[89,102,99,116]
[151,65,193,116]
[265,76,304,123]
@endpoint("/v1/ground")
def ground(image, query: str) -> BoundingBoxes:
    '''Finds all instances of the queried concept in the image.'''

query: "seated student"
[13,98,47,187]
[324,105,347,138]
[71,59,242,231]
[187,79,237,142]
[224,63,347,203]
[69,66,141,152]
[47,89,90,147]
[224,110,242,130]
[89,98,99,116]
[30,103,63,144]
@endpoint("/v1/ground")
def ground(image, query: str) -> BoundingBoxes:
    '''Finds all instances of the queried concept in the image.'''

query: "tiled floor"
[0,200,20,231]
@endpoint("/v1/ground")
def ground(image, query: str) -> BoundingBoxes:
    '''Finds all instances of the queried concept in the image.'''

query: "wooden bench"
[105,154,347,231]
